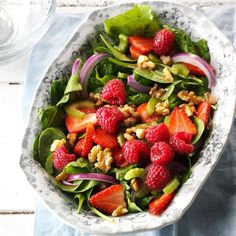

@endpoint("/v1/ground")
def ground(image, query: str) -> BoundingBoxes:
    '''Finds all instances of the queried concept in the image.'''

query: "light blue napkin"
[23,6,236,236]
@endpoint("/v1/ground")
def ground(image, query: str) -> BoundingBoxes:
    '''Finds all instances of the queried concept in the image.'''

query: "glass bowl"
[0,0,56,65]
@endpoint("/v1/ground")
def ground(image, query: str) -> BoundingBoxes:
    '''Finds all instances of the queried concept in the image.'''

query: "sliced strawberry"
[181,63,205,77]
[93,128,118,149]
[168,107,197,136]
[112,147,129,168]
[89,184,127,215]
[149,192,175,215]
[129,36,153,54]
[74,124,94,157]
[129,45,143,59]
[196,101,211,126]
[65,113,98,133]
[137,103,161,123]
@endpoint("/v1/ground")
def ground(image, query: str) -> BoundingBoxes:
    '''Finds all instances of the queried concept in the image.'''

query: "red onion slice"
[172,52,216,88]
[67,173,117,184]
[71,58,81,76]
[127,75,151,94]
[79,53,109,98]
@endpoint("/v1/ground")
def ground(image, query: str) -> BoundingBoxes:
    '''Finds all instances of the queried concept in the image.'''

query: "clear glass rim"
[0,0,56,51]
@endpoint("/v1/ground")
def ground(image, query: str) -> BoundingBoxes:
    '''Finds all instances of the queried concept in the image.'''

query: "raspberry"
[102,79,126,105]
[53,145,76,170]
[145,123,170,144]
[170,132,194,155]
[112,147,129,167]
[153,29,175,55]
[145,164,170,190]
[150,142,174,165]
[122,140,150,164]
[96,106,124,133]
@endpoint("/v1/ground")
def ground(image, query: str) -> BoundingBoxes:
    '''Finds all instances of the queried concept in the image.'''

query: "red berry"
[153,29,175,55]
[168,107,197,136]
[89,184,127,215]
[74,124,94,157]
[145,164,170,190]
[150,142,174,165]
[149,192,175,215]
[145,124,170,144]
[112,147,129,167]
[170,132,194,155]
[93,128,119,149]
[122,140,150,164]
[96,106,124,133]
[102,79,126,105]
[196,101,211,126]
[53,145,76,170]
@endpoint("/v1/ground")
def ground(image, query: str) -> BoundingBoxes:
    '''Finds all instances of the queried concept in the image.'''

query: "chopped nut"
[142,61,156,69]
[131,178,141,192]
[88,146,113,172]
[88,145,102,163]
[50,139,66,152]
[123,117,138,127]
[155,100,170,116]
[95,148,113,172]
[67,133,77,146]
[137,55,149,66]
[119,105,140,127]
[204,92,217,105]
[112,205,128,217]
[135,128,145,139]
[118,104,140,118]
[163,67,174,82]
[137,55,155,69]
[89,92,103,106]
[124,133,135,141]
[160,55,172,65]
[179,102,196,116]
[178,90,203,105]
[149,84,165,98]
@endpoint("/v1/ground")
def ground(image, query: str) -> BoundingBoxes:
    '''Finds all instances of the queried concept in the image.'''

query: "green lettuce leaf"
[104,5,161,38]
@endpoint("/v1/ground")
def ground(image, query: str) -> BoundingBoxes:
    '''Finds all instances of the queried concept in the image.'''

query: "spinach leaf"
[136,196,154,209]
[195,39,210,62]
[127,93,150,105]
[96,59,118,78]
[50,78,67,105]
[37,128,66,167]
[100,34,134,62]
[33,134,40,160]
[182,157,192,183]
[169,27,197,54]
[38,106,65,130]
[64,158,92,174]
[134,68,171,84]
[192,117,205,144]
[54,179,83,193]
[108,57,136,70]
[134,73,154,86]
[57,71,83,106]
[168,94,182,110]
[74,193,85,214]
[104,5,161,38]
[126,191,142,213]
[45,153,53,174]
[75,180,99,193]
[87,75,104,93]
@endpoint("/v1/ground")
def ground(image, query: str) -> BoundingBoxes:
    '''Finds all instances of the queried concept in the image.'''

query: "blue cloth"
[23,6,236,236]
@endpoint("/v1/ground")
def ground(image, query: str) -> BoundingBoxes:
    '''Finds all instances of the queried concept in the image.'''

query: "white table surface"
[0,1,235,235]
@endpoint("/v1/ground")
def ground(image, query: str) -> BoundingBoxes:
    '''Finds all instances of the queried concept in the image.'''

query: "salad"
[33,5,217,220]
